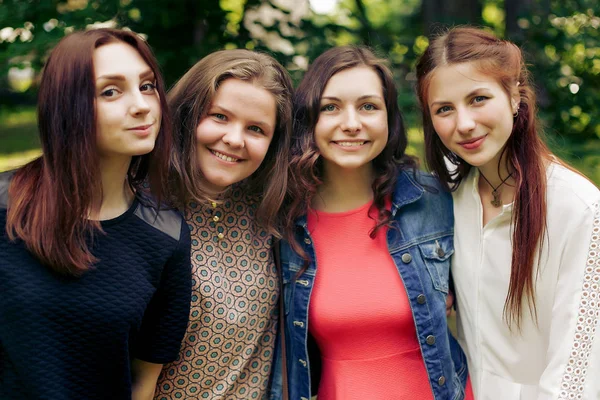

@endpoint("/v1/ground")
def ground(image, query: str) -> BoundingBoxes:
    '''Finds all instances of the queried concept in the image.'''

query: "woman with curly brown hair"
[271,45,470,400]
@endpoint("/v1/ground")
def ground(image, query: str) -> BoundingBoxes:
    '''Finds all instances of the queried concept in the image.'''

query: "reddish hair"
[284,46,416,260]
[416,26,552,329]
[6,28,172,275]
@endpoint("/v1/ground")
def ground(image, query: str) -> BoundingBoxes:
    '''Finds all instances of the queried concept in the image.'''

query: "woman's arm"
[538,201,600,399]
[131,359,163,400]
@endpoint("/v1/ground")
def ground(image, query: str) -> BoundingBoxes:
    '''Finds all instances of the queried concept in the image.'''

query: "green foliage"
[0,0,598,183]
[517,1,600,182]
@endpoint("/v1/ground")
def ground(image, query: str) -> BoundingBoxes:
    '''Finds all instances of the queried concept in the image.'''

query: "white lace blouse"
[452,163,600,400]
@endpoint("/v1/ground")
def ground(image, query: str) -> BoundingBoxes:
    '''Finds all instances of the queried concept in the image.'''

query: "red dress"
[307,200,475,399]
[307,200,435,399]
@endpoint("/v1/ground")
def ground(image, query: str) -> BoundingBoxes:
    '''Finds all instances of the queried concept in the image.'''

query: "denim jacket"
[270,169,468,400]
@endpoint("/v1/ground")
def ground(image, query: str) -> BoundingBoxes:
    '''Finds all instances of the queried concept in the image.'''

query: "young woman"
[154,49,293,400]
[0,29,192,399]
[416,26,600,399]
[272,45,469,400]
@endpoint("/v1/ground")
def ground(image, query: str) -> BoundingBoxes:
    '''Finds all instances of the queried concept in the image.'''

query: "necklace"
[479,170,513,207]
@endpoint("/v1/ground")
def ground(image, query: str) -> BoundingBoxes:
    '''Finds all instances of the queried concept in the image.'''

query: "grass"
[0,107,41,172]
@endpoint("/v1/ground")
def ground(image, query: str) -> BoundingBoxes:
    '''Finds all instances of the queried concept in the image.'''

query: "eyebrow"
[429,87,492,108]
[96,69,155,82]
[321,94,383,102]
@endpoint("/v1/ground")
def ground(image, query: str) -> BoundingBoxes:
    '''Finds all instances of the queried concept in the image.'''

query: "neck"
[477,151,516,206]
[93,156,134,220]
[313,163,374,213]
[477,150,513,187]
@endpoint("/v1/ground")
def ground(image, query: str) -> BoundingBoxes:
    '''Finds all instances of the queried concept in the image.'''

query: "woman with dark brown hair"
[154,49,293,400]
[416,26,600,399]
[0,29,191,399]
[272,45,470,400]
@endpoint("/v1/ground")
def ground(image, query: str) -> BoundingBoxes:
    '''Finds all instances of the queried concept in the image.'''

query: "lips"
[128,123,154,131]
[458,135,486,150]
[210,149,242,163]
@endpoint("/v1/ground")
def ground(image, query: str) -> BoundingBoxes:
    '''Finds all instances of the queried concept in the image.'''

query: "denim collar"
[390,169,424,215]
[294,168,424,227]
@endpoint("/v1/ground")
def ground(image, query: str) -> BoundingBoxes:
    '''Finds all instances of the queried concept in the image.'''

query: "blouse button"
[401,253,412,263]
[217,233,224,240]
[417,294,426,304]
[426,335,436,345]
[438,376,446,386]
[304,238,311,245]
[211,201,217,208]
[213,215,220,222]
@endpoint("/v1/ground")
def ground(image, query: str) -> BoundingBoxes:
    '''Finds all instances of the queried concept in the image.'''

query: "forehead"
[322,66,383,98]
[212,78,277,123]
[93,42,150,77]
[428,62,504,99]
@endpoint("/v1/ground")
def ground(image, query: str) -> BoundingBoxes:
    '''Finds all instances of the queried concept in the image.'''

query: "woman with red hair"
[0,29,191,399]
[416,26,600,399]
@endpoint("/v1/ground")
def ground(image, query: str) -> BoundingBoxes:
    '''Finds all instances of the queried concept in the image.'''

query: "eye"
[435,105,452,115]
[248,125,264,134]
[212,113,227,121]
[361,103,377,111]
[100,88,119,98]
[140,82,157,93]
[320,104,337,112]
[472,95,489,104]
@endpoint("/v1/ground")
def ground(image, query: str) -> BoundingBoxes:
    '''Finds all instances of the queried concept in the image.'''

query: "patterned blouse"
[155,186,279,400]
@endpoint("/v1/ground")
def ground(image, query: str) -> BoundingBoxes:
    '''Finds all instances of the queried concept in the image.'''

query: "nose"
[456,108,476,134]
[222,124,245,148]
[340,108,362,133]
[130,90,151,116]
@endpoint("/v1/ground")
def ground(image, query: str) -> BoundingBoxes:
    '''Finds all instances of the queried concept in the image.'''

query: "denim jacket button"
[299,359,307,367]
[438,376,446,386]
[304,238,311,245]
[437,247,445,257]
[293,321,304,328]
[401,253,412,263]
[426,335,436,345]
[417,294,426,304]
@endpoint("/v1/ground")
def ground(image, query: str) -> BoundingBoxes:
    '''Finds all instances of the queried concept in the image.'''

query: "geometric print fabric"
[155,186,279,400]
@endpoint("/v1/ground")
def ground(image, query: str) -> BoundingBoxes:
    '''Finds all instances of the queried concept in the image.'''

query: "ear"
[510,82,521,114]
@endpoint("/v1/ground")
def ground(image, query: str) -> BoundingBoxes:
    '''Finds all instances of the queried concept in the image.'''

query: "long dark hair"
[167,49,294,236]
[284,45,416,258]
[416,26,551,329]
[6,28,172,275]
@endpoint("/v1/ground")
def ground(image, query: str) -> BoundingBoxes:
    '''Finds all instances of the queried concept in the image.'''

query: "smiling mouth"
[210,150,241,162]
[334,141,367,147]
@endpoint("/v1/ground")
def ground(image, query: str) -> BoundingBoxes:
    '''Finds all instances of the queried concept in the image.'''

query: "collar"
[390,169,425,215]
[294,168,425,227]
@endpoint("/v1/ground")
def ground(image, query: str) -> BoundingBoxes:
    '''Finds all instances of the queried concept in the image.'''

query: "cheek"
[251,137,274,162]
[431,118,453,142]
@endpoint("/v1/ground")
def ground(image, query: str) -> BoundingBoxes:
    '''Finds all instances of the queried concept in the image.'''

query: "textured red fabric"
[307,200,434,400]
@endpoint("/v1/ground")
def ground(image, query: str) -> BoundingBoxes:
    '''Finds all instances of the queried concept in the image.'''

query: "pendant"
[491,189,502,207]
